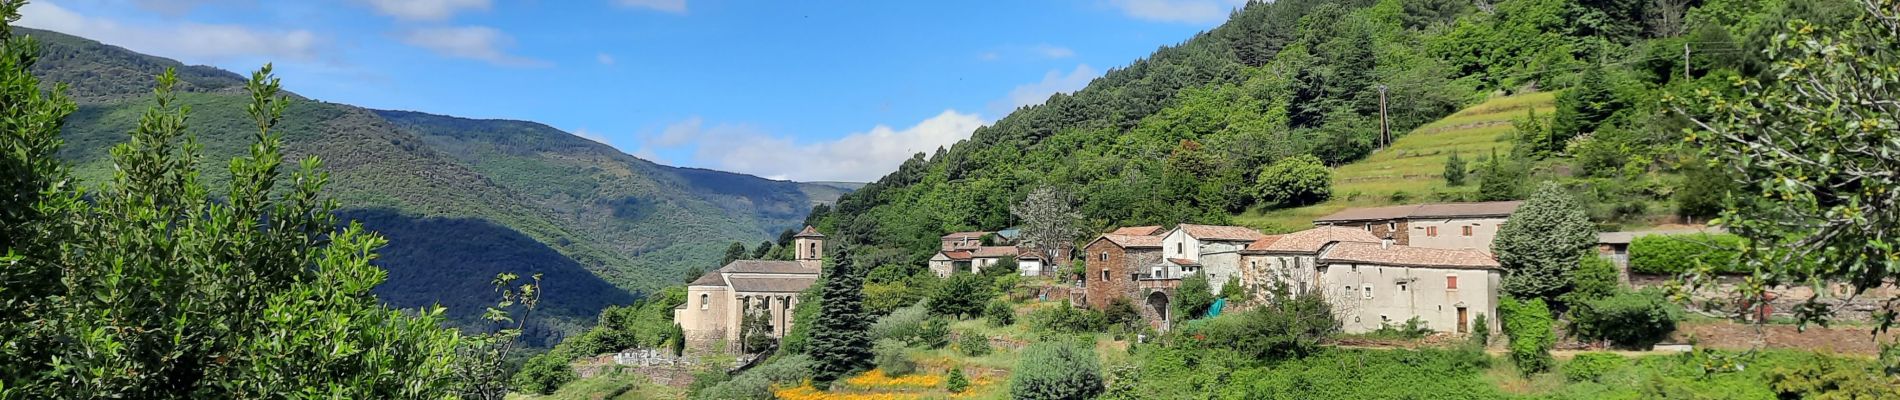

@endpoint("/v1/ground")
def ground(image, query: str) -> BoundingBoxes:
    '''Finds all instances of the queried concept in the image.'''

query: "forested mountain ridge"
[24,27,848,342]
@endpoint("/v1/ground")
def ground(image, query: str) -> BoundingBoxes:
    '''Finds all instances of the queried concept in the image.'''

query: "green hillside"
[1235,91,1557,232]
[25,27,846,342]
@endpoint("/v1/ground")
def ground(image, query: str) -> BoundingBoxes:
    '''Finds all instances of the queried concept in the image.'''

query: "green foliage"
[1471,313,1491,346]
[1569,288,1682,349]
[1104,297,1142,330]
[984,301,1016,327]
[1010,340,1104,400]
[1219,275,1246,302]
[806,246,873,388]
[955,331,992,357]
[1191,280,1337,361]
[870,304,931,345]
[1477,148,1528,201]
[872,338,915,376]
[1495,182,1597,301]
[1124,346,1501,399]
[918,317,951,350]
[1443,150,1468,186]
[1673,1,1900,331]
[1028,301,1109,334]
[691,354,814,400]
[1253,154,1333,208]
[512,352,579,395]
[1562,353,1627,383]
[1569,254,1622,301]
[739,310,776,354]
[1672,159,1734,220]
[1369,317,1433,340]
[927,272,992,319]
[1545,67,1627,155]
[0,57,469,397]
[1766,353,1900,399]
[1501,296,1556,375]
[1628,233,1745,275]
[1173,272,1217,322]
[945,367,970,393]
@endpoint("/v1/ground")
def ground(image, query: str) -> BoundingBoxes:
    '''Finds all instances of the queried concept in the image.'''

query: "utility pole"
[1377,84,1390,149]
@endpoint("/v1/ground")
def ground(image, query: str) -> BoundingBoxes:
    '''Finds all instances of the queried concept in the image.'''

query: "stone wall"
[1630,273,1898,322]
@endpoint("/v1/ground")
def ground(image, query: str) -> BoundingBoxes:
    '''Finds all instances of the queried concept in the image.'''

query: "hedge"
[1627,233,1746,275]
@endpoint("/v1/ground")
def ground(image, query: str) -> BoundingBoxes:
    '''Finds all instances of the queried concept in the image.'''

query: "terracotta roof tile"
[940,250,973,261]
[721,260,820,274]
[688,271,726,286]
[940,231,991,240]
[1243,235,1285,252]
[1313,201,1523,223]
[1176,224,1268,241]
[793,225,826,238]
[1016,248,1043,260]
[1097,234,1163,248]
[1257,227,1381,253]
[726,276,819,293]
[1109,226,1165,236]
[972,246,1018,258]
[1167,258,1200,267]
[1320,241,1500,269]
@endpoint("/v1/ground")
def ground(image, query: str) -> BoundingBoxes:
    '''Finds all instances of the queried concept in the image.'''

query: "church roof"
[721,260,820,275]
[793,226,826,238]
[727,276,819,293]
[688,271,726,286]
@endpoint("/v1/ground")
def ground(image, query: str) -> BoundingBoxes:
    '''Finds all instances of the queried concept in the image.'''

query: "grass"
[506,368,684,400]
[1234,91,1558,233]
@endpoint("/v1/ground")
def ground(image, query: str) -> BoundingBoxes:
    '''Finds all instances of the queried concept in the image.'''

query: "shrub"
[946,367,970,393]
[1627,233,1745,275]
[1500,296,1555,375]
[1220,275,1246,302]
[918,317,951,349]
[956,331,993,357]
[870,304,930,344]
[1029,301,1107,334]
[1470,313,1490,347]
[1173,273,1216,322]
[873,338,915,376]
[1370,316,1432,339]
[1569,288,1682,349]
[1254,154,1333,208]
[1563,353,1627,383]
[1103,297,1141,329]
[984,301,1016,327]
[1569,253,1621,301]
[1196,285,1337,361]
[693,355,814,400]
[928,272,992,319]
[510,352,577,395]
[1010,340,1103,400]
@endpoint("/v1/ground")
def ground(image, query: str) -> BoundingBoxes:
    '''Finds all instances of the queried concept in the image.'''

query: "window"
[1447,275,1459,290]
[1176,242,1184,254]
[1100,252,1109,262]
[1462,226,1473,237]
[1101,270,1110,282]
[700,294,710,310]
[1363,286,1373,299]
[1363,223,1372,231]
[1387,222,1396,231]
[1398,283,1408,292]
[1426,226,1438,237]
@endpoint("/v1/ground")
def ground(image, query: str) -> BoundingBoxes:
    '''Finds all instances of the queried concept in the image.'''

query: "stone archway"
[1146,291,1172,330]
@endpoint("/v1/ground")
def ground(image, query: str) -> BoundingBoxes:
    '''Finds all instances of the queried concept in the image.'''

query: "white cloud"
[19,1,323,62]
[399,26,549,67]
[132,0,217,16]
[362,0,491,21]
[572,128,614,146]
[994,64,1100,114]
[614,0,687,14]
[1033,44,1076,59]
[643,110,985,182]
[1106,0,1246,24]
[596,52,616,65]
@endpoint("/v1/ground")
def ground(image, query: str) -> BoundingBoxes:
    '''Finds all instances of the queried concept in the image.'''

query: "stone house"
[1157,224,1271,295]
[940,231,991,252]
[674,226,825,351]
[1313,241,1502,334]
[1081,232,1163,312]
[1312,201,1522,252]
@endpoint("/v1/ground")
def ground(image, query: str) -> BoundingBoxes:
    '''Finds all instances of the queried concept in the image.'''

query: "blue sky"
[20,0,1242,181]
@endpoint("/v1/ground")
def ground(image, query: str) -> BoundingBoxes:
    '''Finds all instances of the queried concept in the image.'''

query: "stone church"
[674,226,826,351]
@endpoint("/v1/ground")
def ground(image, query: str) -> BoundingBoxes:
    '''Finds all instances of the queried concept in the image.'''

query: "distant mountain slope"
[25,27,844,340]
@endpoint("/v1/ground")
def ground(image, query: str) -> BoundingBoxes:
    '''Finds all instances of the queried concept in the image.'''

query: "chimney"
[1381,233,1394,249]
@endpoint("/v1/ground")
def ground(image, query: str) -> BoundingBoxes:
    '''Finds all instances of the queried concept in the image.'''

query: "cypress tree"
[806,245,872,389]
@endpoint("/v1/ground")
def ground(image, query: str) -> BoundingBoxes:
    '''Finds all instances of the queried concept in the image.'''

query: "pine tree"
[806,245,872,389]
[1494,183,1597,302]
[1444,150,1467,186]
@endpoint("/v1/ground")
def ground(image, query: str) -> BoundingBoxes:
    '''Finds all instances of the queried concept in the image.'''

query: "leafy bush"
[1470,313,1490,347]
[1562,353,1626,383]
[984,301,1016,327]
[870,304,930,344]
[1254,154,1333,208]
[692,354,813,400]
[927,272,992,319]
[1628,233,1745,275]
[946,367,970,393]
[1173,273,1216,322]
[1010,340,1103,400]
[1766,354,1900,399]
[1500,296,1555,375]
[1194,285,1337,361]
[1568,253,1621,301]
[1029,301,1108,334]
[873,338,915,376]
[1370,316,1433,339]
[511,352,577,395]
[1569,288,1682,349]
[1103,297,1141,329]
[956,331,992,357]
[919,317,951,349]
[1220,275,1246,302]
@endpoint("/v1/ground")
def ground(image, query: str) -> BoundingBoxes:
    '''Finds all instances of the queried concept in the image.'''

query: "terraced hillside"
[1235,92,1558,232]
